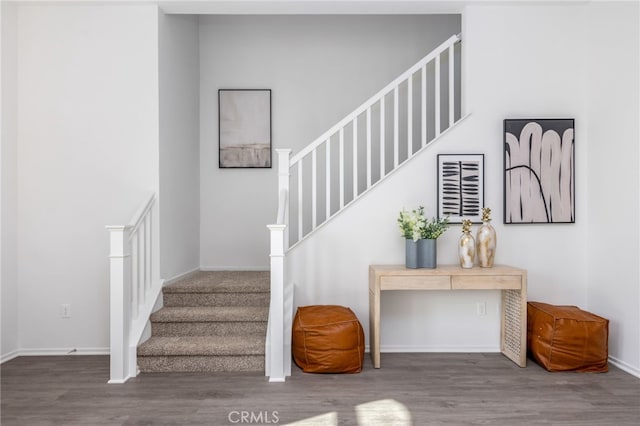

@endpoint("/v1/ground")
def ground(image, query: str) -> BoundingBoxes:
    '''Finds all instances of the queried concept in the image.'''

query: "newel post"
[106,225,132,384]
[267,223,286,382]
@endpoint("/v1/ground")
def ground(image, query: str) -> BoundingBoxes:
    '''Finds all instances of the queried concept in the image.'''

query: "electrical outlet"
[476,302,487,316]
[61,304,71,319]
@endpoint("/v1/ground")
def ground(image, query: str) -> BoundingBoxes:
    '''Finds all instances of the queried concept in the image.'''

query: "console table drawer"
[452,275,521,290]
[381,275,451,290]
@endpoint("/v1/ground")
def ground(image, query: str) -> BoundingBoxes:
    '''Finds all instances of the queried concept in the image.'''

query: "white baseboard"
[0,350,20,364]
[108,375,135,385]
[367,345,501,353]
[5,347,109,359]
[163,267,200,286]
[361,348,639,378]
[200,266,269,272]
[609,355,640,378]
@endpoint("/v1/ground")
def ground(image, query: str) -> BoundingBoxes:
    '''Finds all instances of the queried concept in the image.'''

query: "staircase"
[267,33,464,381]
[137,271,270,373]
[108,33,463,383]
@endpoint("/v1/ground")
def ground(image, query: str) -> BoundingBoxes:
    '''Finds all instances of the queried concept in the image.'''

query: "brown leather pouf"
[527,302,609,372]
[292,305,364,373]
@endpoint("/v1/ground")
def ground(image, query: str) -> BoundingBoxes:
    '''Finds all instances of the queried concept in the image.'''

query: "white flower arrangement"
[398,206,450,242]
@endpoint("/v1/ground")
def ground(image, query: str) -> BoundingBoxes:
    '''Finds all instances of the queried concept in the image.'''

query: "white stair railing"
[107,193,161,384]
[267,34,464,382]
[289,33,462,247]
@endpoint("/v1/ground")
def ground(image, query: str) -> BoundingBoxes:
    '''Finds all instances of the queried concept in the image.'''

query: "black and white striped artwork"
[503,119,575,224]
[437,154,485,223]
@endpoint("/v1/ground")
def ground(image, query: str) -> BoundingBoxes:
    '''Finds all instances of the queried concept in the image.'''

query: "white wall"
[462,4,590,304]
[16,4,159,353]
[199,15,461,269]
[158,12,200,280]
[586,2,640,375]
[1,1,19,361]
[290,4,598,354]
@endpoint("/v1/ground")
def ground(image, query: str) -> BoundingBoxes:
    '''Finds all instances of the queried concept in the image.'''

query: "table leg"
[368,266,381,368]
[369,287,381,368]
[500,288,527,367]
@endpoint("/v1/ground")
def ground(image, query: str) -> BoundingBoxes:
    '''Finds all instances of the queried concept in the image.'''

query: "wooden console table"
[369,264,528,368]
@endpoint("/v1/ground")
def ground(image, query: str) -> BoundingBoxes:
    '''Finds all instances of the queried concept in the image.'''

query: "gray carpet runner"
[137,271,269,373]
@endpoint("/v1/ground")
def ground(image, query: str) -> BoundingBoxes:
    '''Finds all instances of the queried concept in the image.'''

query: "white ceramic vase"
[476,221,497,268]
[458,231,475,269]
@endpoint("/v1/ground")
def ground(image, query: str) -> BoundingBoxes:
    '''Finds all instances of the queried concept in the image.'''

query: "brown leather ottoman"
[292,305,364,373]
[527,302,609,372]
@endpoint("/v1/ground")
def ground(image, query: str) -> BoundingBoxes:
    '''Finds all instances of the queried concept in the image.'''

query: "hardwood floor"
[2,353,639,425]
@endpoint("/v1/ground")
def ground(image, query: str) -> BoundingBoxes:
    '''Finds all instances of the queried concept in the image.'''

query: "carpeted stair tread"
[137,270,270,374]
[138,355,264,373]
[152,321,267,337]
[163,291,269,307]
[164,271,269,294]
[138,335,265,357]
[150,306,268,323]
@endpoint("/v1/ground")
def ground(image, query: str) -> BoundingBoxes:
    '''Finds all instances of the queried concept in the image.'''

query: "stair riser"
[152,322,267,337]
[163,293,269,307]
[138,355,264,373]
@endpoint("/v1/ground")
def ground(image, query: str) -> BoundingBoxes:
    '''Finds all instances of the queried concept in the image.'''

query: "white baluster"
[145,214,151,293]
[435,54,441,136]
[393,86,399,167]
[312,149,317,229]
[298,161,303,241]
[276,149,291,249]
[449,44,455,128]
[408,76,413,157]
[325,138,331,220]
[366,107,372,188]
[141,229,146,303]
[421,65,427,147]
[339,128,345,209]
[353,117,358,199]
[380,97,386,177]
[131,233,139,319]
[137,230,143,315]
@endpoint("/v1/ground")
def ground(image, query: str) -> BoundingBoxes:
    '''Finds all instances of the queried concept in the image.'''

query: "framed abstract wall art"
[219,89,272,168]
[437,154,485,223]
[503,118,575,224]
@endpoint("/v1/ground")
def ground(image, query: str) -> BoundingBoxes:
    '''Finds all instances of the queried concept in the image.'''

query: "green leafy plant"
[398,206,450,241]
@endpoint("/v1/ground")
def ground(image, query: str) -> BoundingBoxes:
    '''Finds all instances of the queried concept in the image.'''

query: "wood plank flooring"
[2,353,639,425]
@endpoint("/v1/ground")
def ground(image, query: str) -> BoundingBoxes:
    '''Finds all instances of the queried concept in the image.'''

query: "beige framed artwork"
[218,89,272,168]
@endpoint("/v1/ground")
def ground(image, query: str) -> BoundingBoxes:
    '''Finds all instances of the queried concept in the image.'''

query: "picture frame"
[437,154,485,224]
[503,118,575,224]
[218,89,272,168]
